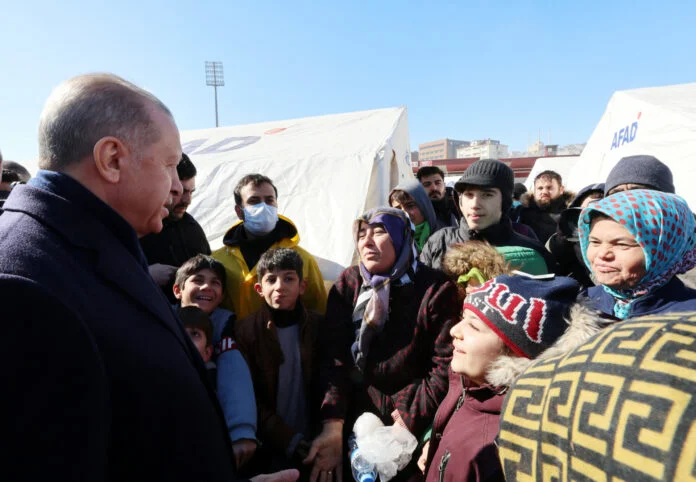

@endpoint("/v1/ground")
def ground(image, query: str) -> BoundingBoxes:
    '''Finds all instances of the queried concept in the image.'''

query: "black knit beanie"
[604,155,675,196]
[455,159,515,214]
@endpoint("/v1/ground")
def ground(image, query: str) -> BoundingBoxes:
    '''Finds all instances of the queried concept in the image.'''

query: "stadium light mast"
[205,61,225,127]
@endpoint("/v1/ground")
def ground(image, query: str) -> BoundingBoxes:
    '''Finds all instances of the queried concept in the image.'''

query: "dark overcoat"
[0,172,238,481]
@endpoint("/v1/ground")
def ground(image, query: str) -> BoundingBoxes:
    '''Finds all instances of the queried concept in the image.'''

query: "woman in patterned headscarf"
[579,189,696,320]
[305,207,459,482]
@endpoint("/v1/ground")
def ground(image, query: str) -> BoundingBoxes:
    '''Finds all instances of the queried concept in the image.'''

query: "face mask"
[243,203,278,236]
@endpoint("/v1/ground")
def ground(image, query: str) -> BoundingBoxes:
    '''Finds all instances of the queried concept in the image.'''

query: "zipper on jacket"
[438,450,451,482]
[455,387,466,412]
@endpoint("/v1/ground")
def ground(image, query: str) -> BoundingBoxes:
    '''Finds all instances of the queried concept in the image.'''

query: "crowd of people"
[1,73,695,482]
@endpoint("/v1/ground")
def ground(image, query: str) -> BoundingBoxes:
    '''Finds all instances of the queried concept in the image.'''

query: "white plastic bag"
[353,413,418,481]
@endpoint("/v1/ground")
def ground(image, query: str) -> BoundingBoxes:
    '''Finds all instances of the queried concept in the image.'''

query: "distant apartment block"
[456,139,509,159]
[419,139,470,162]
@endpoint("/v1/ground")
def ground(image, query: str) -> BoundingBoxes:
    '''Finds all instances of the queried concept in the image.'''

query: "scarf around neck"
[351,207,417,371]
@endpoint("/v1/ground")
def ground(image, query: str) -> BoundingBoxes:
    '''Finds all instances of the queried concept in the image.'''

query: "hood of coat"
[389,179,438,229]
[485,302,610,387]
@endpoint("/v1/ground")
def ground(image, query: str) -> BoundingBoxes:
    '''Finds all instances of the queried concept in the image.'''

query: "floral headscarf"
[578,189,696,319]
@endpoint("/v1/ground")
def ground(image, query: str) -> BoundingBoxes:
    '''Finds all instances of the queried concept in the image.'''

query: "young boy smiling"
[234,248,323,477]
[173,255,258,471]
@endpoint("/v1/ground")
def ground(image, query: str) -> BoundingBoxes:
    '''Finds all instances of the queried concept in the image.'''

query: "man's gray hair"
[38,73,173,171]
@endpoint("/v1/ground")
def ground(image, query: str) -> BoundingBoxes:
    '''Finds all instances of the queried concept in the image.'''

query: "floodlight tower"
[205,61,225,127]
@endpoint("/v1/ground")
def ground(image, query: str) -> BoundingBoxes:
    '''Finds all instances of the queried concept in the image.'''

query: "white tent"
[566,82,696,208]
[182,107,412,281]
[524,156,580,191]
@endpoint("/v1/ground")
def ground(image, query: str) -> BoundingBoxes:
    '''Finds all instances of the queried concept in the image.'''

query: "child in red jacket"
[421,274,579,482]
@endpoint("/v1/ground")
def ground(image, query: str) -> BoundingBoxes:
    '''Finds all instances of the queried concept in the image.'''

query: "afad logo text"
[610,112,641,150]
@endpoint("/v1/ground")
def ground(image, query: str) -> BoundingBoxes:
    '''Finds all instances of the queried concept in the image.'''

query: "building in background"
[411,151,419,163]
[419,138,470,162]
[456,139,509,159]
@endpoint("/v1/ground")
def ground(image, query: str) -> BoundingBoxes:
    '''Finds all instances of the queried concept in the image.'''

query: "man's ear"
[93,136,129,184]
[299,279,307,296]
[173,283,183,300]
[559,184,565,195]
[254,282,264,297]
[235,204,244,220]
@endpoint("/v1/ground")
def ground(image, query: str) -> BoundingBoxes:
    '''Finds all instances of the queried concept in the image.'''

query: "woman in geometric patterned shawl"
[578,189,696,320]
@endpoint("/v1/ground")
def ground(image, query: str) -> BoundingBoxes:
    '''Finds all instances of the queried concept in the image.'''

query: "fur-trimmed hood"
[519,190,575,211]
[485,302,611,387]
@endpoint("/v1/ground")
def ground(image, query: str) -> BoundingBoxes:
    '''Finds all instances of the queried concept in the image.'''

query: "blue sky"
[2,0,696,170]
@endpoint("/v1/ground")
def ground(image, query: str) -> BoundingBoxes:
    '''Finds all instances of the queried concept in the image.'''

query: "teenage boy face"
[255,269,306,310]
[450,309,505,385]
[390,194,425,225]
[173,268,224,313]
[459,186,503,231]
[185,327,213,363]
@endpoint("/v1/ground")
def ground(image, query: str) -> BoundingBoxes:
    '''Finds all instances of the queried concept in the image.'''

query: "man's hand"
[303,420,343,482]
[250,469,300,482]
[417,440,430,474]
[232,439,257,469]
[148,263,178,286]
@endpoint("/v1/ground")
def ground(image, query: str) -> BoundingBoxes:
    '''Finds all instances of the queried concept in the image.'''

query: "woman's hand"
[417,441,430,474]
[303,420,344,482]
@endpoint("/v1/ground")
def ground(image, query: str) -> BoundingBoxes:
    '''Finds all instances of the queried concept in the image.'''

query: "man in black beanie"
[419,159,556,271]
[604,154,675,196]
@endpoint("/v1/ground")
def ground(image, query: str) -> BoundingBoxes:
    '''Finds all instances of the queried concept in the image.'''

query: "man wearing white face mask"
[212,174,327,320]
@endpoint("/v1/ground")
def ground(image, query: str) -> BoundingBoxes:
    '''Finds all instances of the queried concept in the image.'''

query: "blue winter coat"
[0,171,239,481]
[586,277,696,319]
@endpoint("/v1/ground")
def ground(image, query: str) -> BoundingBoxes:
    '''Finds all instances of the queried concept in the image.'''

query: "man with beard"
[140,153,211,299]
[417,166,461,227]
[512,170,573,245]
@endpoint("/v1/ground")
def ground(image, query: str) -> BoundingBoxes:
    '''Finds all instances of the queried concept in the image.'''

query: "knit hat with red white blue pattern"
[463,273,580,358]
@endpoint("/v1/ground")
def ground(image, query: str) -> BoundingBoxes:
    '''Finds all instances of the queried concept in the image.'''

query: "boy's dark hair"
[416,166,445,181]
[534,170,563,186]
[175,255,227,292]
[257,248,304,281]
[177,153,197,181]
[234,174,278,206]
[177,306,213,347]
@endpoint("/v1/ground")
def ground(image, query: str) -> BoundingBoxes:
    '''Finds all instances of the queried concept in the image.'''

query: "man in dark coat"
[140,153,211,300]
[511,170,574,245]
[420,159,555,272]
[417,166,461,228]
[0,73,296,482]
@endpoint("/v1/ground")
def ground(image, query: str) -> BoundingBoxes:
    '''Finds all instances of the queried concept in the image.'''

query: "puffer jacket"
[212,215,327,319]
[419,216,556,272]
[423,372,506,482]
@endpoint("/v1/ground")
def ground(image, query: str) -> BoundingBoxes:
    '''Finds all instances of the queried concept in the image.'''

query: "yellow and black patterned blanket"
[498,312,696,481]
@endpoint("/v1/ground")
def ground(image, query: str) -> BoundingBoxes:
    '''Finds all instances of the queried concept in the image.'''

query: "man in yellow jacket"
[212,174,326,320]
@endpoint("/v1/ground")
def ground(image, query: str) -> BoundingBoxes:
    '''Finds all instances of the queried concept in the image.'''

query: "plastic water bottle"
[349,435,378,482]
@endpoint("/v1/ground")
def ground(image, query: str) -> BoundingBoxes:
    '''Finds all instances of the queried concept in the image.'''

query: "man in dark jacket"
[140,153,211,298]
[417,166,461,228]
[0,73,296,482]
[512,170,574,244]
[420,159,555,272]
